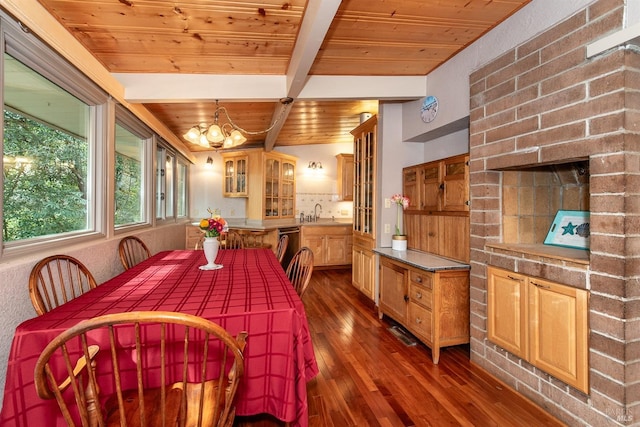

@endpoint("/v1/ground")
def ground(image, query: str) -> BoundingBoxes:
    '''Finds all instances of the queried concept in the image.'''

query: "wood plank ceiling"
[35,0,531,152]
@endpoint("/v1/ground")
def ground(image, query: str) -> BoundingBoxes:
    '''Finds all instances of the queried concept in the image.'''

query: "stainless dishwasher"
[278,226,300,267]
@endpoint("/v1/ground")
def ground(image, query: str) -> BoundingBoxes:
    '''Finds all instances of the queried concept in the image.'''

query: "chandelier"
[183,98,293,149]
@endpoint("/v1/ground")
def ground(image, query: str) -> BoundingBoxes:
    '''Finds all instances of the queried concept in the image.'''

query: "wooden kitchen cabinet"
[185,224,202,250]
[378,256,469,364]
[487,266,589,393]
[351,116,377,300]
[238,150,296,220]
[352,234,375,300]
[301,225,352,267]
[336,153,354,201]
[403,154,469,213]
[221,152,248,197]
[402,153,470,263]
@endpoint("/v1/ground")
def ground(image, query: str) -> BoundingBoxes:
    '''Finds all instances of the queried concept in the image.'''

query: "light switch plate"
[384,198,391,208]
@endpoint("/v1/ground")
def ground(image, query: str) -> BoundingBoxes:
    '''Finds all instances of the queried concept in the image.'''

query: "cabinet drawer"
[410,270,433,289]
[408,302,433,341]
[410,283,432,309]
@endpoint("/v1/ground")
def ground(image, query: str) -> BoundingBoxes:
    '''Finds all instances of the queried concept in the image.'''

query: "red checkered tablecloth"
[0,249,318,426]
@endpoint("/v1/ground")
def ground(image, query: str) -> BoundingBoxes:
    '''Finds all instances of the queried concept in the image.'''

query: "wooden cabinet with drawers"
[487,266,589,393]
[378,256,469,364]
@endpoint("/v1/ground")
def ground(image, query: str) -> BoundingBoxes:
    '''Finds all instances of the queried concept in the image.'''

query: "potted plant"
[390,194,409,251]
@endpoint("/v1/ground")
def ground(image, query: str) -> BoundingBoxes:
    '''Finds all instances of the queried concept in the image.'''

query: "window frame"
[113,104,153,232]
[0,12,109,257]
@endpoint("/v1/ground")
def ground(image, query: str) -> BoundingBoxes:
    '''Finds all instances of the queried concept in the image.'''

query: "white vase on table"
[200,237,223,270]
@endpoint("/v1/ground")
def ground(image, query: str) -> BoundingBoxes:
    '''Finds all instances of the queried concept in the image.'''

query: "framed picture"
[544,210,590,250]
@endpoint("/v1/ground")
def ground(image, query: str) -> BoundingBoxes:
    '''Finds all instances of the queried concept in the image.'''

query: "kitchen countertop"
[374,248,470,272]
[190,218,353,230]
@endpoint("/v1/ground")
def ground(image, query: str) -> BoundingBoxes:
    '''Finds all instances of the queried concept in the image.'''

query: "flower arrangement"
[199,208,227,238]
[390,194,410,236]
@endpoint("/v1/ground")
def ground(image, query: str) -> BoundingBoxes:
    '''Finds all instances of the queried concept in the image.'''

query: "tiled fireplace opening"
[468,1,638,426]
[502,161,589,245]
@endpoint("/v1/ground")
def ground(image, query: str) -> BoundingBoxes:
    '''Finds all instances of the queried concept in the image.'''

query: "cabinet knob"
[404,295,409,303]
[415,317,422,324]
[439,183,444,190]
[416,276,422,283]
[415,291,422,299]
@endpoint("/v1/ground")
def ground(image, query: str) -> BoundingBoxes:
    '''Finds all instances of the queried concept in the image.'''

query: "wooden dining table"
[0,249,319,427]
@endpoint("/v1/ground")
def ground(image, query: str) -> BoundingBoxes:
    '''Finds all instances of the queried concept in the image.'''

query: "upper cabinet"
[222,152,248,197]
[403,154,469,213]
[352,116,377,238]
[402,153,470,263]
[336,153,354,201]
[223,150,297,220]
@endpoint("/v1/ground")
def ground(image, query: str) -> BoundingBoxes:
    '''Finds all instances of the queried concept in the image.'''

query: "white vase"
[392,235,407,251]
[200,237,222,270]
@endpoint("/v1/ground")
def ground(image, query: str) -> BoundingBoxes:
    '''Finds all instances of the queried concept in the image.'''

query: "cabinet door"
[264,157,280,218]
[438,215,469,262]
[222,155,248,197]
[303,235,325,265]
[419,215,439,254]
[336,154,354,201]
[421,162,442,211]
[405,213,420,250]
[403,166,420,211]
[442,155,469,211]
[326,236,348,265]
[487,266,528,359]
[352,116,376,238]
[529,277,589,393]
[280,161,295,218]
[379,258,408,323]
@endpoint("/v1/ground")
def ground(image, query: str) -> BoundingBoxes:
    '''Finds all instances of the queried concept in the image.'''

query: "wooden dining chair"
[219,231,244,249]
[285,247,314,297]
[29,255,98,316]
[276,234,289,264]
[118,236,151,270]
[34,311,248,427]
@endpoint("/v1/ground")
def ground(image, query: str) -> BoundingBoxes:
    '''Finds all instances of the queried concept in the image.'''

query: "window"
[1,13,107,250]
[114,123,147,227]
[176,160,188,218]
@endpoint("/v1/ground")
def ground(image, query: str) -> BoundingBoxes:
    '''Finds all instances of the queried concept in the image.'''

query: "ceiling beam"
[265,0,342,151]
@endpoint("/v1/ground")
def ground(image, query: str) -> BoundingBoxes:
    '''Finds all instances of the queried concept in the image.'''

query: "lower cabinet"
[301,225,352,267]
[487,266,589,393]
[378,256,469,364]
[185,225,201,249]
[352,234,375,300]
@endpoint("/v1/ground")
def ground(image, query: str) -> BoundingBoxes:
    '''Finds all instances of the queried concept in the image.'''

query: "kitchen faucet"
[314,203,322,221]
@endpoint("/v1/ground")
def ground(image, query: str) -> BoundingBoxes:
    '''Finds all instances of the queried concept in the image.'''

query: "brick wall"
[468,0,639,425]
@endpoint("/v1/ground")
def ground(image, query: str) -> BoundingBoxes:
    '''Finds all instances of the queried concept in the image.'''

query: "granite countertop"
[190,218,352,230]
[374,247,470,272]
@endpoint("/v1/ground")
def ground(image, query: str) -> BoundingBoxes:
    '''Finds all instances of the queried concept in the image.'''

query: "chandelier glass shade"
[183,98,293,149]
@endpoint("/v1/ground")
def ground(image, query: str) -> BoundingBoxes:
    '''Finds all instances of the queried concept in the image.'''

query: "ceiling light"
[183,98,293,149]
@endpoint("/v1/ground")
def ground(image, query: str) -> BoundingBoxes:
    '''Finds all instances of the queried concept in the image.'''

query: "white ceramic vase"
[201,237,222,270]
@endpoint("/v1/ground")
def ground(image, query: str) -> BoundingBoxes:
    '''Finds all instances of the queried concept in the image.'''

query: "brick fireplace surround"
[468,0,639,426]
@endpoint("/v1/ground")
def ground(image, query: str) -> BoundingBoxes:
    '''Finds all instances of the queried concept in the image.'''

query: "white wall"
[377,103,424,247]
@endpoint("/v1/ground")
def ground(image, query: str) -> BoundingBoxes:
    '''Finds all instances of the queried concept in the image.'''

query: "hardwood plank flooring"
[235,268,564,427]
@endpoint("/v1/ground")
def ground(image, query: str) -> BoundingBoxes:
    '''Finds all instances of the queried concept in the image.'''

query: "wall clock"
[420,95,439,123]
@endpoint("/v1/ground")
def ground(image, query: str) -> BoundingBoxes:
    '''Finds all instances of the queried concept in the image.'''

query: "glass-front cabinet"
[351,115,377,300]
[353,116,377,238]
[222,153,248,197]
[263,154,295,218]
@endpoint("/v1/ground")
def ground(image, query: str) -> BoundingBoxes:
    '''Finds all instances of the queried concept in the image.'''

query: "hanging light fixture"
[183,98,293,149]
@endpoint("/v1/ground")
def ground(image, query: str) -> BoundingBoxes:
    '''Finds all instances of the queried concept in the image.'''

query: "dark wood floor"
[236,268,564,427]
